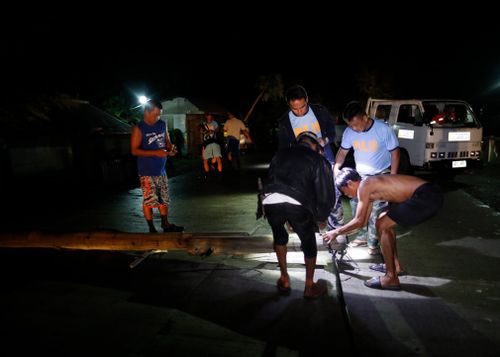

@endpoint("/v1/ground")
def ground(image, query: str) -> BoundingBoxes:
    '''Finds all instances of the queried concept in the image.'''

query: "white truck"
[364,98,483,173]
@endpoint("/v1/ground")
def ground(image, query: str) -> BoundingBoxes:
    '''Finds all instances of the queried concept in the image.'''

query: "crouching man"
[261,131,335,299]
[323,168,443,290]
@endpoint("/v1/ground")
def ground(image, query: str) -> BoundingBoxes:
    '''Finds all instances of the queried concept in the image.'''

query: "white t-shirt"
[262,193,301,205]
[204,120,218,132]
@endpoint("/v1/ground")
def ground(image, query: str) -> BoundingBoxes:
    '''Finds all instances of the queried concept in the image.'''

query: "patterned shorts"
[140,175,170,208]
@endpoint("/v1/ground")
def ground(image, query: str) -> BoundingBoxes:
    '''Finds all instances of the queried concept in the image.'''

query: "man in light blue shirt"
[334,102,400,255]
[278,85,343,233]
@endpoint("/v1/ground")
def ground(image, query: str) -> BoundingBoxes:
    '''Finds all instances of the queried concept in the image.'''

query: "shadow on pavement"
[0,248,353,356]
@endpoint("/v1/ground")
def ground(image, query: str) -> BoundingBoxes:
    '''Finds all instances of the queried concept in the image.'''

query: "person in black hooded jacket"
[262,131,335,299]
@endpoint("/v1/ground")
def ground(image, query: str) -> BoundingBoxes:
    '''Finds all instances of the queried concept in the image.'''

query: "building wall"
[186,113,205,156]
[160,97,227,156]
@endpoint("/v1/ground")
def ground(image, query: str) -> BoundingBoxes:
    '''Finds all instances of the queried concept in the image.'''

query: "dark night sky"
[4,7,500,115]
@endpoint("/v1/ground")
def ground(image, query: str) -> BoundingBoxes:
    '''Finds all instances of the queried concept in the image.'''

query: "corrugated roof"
[78,102,132,134]
[1,98,131,138]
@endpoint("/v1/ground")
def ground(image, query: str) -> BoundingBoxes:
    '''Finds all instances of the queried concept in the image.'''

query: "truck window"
[423,101,479,127]
[446,105,468,124]
[423,104,439,123]
[374,105,391,122]
[397,104,421,124]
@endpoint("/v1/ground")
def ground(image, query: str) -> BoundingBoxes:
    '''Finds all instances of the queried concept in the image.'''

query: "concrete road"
[0,153,352,357]
[1,154,500,356]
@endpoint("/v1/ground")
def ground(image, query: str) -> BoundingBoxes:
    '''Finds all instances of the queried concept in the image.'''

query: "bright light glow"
[448,131,471,141]
[343,247,372,260]
[398,129,414,139]
[138,95,149,104]
[452,160,467,168]
[246,163,270,170]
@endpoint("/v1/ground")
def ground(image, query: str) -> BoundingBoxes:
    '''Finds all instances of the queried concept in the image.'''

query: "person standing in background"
[130,99,184,233]
[224,112,248,171]
[201,113,223,177]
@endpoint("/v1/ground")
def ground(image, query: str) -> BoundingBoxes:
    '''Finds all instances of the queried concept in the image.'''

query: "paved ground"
[1,154,500,356]
[0,153,352,356]
[1,247,350,357]
[455,161,500,212]
[337,162,500,356]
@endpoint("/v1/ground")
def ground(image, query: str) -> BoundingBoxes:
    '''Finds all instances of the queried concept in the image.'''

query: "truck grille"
[431,151,480,159]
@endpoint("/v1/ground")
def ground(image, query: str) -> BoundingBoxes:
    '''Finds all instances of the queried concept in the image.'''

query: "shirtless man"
[322,167,443,290]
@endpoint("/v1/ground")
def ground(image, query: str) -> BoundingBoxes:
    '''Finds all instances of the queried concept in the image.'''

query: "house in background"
[160,97,227,156]
[0,98,135,188]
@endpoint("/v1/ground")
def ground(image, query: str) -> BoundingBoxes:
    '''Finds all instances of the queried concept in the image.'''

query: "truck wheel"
[398,150,413,175]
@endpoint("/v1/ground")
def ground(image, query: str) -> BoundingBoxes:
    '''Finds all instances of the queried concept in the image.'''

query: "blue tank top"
[137,120,167,176]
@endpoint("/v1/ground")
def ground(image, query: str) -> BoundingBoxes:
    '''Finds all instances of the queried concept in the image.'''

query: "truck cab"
[366,98,483,172]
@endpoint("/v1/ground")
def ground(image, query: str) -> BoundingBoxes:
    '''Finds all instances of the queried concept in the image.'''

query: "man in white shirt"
[224,112,248,170]
[334,101,400,255]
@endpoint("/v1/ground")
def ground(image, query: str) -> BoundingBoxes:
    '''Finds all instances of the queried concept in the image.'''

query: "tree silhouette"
[355,67,394,99]
[101,94,142,125]
[243,74,284,124]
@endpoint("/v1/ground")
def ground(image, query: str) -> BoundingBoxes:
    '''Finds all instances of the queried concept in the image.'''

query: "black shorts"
[264,203,317,259]
[387,183,443,227]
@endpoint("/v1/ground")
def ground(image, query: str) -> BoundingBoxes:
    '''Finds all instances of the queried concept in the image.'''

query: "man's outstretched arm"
[322,182,372,243]
[334,148,349,176]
